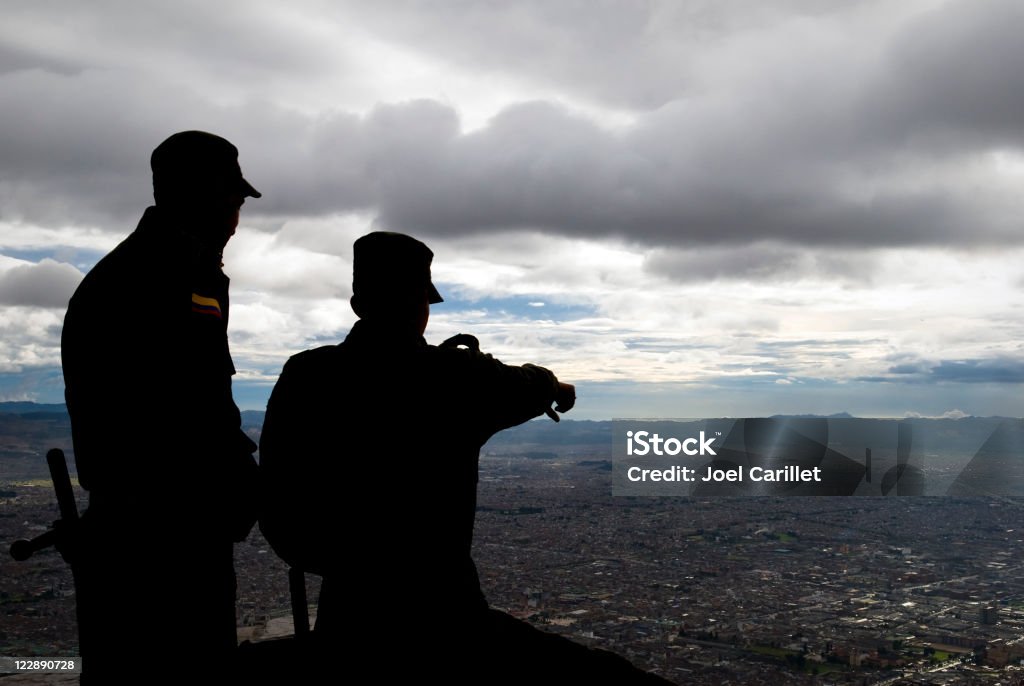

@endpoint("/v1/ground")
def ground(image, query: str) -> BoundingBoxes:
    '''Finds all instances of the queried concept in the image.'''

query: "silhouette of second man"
[259,232,671,683]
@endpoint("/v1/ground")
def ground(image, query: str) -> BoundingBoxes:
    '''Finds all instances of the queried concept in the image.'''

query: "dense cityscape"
[3,411,1024,684]
[474,457,1024,684]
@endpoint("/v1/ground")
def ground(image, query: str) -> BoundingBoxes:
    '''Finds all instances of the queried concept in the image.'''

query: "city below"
[2,405,1024,684]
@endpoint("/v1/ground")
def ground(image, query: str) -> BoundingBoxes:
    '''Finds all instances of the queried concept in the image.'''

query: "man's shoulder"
[70,216,177,295]
[66,236,144,313]
[282,344,345,374]
[268,346,346,409]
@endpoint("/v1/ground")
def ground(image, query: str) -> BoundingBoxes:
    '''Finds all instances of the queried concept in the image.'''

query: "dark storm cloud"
[888,363,927,375]
[333,0,859,111]
[643,243,879,283]
[0,69,176,228]
[873,0,1024,147]
[0,43,81,76]
[293,94,1021,248]
[4,1,330,77]
[0,259,83,308]
[929,359,1024,384]
[331,0,1024,248]
[352,0,1024,149]
[860,358,1024,384]
[0,0,352,228]
[3,0,1024,251]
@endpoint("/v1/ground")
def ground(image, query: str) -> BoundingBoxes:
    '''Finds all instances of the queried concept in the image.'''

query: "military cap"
[151,130,261,200]
[353,232,443,304]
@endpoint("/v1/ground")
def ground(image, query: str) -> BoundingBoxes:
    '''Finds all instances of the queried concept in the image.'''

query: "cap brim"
[428,282,443,304]
[241,177,261,199]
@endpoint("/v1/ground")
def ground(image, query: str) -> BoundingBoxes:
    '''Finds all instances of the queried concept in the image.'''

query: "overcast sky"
[2,0,1024,419]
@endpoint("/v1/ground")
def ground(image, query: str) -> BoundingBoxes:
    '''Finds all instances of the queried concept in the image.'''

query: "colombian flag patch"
[191,293,222,319]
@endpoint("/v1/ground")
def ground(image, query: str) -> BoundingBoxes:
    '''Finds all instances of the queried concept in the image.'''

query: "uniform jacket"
[62,206,257,535]
[259,318,560,620]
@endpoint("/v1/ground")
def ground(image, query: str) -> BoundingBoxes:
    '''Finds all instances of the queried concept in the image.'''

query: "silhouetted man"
[259,232,673,684]
[61,131,261,683]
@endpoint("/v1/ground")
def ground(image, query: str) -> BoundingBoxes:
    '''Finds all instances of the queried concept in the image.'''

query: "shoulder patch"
[191,292,222,318]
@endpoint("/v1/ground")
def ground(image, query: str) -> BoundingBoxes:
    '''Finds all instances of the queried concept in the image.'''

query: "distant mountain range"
[5,402,1024,498]
[1,402,1013,440]
[0,402,610,447]
[2,402,1020,481]
[0,402,68,415]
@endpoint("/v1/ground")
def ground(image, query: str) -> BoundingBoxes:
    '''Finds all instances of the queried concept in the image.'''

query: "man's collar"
[346,318,427,349]
[135,206,224,270]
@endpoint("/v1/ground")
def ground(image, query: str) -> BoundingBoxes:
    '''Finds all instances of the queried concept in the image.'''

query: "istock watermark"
[612,417,1024,497]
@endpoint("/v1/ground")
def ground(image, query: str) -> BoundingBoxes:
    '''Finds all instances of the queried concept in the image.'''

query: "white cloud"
[903,408,970,419]
[0,221,121,254]
[0,306,64,373]
[0,256,83,308]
